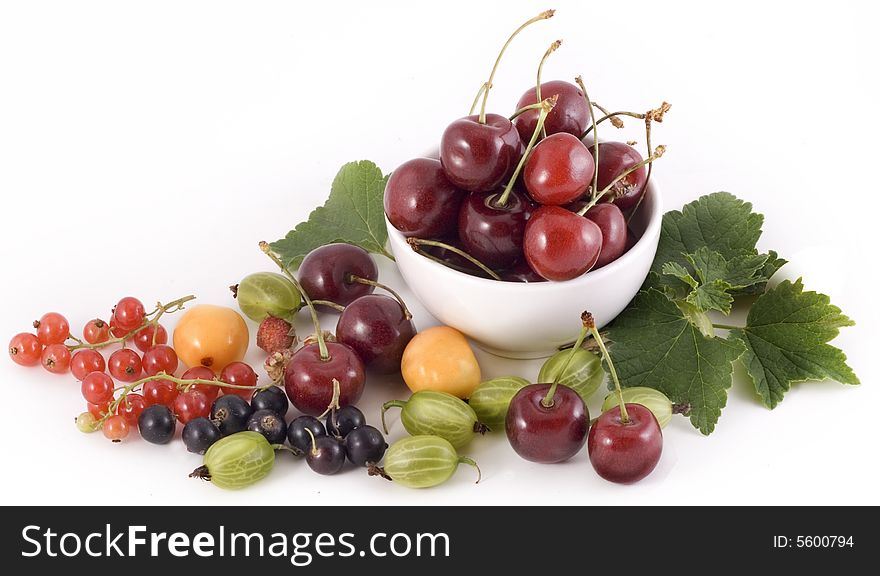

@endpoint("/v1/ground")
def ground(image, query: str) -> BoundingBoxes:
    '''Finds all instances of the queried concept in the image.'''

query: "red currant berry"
[113,297,146,331]
[173,390,210,424]
[88,400,112,419]
[116,393,146,426]
[102,415,130,442]
[8,333,42,366]
[35,312,69,346]
[142,378,179,407]
[134,324,168,352]
[83,319,111,345]
[41,344,71,374]
[82,371,115,404]
[219,362,258,400]
[182,366,220,402]
[70,349,106,381]
[108,348,143,382]
[142,344,178,376]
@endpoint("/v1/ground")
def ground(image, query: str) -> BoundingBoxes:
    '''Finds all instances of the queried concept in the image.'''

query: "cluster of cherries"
[253,241,416,421]
[384,10,667,282]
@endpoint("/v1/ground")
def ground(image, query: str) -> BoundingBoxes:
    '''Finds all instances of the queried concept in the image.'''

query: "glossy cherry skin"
[458,188,534,269]
[384,158,465,238]
[336,294,415,374]
[440,113,524,193]
[524,133,595,205]
[284,342,365,416]
[589,142,647,210]
[523,206,603,281]
[500,260,547,283]
[588,403,662,484]
[298,243,378,309]
[513,80,591,142]
[585,203,627,268]
[506,383,589,463]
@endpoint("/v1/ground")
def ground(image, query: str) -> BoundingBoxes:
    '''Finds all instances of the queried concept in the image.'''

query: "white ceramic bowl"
[386,183,662,359]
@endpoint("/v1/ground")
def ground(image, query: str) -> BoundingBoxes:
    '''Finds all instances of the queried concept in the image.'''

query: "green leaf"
[729,278,859,409]
[608,289,746,435]
[270,160,393,268]
[649,192,765,281]
[734,250,787,295]
[686,279,734,314]
[662,262,698,289]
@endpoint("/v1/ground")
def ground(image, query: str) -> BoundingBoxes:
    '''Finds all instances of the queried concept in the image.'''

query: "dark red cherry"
[501,260,547,283]
[585,203,627,268]
[336,294,416,374]
[298,243,378,309]
[440,114,524,193]
[524,133,595,205]
[523,206,603,281]
[458,188,533,269]
[384,158,465,238]
[513,80,590,142]
[588,403,662,484]
[589,142,647,210]
[505,383,589,463]
[283,342,365,416]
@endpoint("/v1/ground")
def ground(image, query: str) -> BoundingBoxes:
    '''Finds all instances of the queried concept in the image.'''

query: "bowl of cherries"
[384,11,666,358]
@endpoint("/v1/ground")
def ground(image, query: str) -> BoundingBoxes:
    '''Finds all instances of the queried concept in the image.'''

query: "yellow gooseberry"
[172,305,249,372]
[400,326,481,399]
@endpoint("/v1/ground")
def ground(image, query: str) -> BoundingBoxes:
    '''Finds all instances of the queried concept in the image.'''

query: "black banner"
[1,506,872,571]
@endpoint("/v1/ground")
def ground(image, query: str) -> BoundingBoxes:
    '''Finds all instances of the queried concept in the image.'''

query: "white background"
[1,0,878,506]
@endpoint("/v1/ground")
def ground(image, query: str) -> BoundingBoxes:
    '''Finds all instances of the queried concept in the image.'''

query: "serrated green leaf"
[686,279,734,314]
[608,289,745,435]
[662,262,698,288]
[729,278,859,409]
[725,252,770,289]
[734,250,787,295]
[649,192,765,283]
[269,160,393,268]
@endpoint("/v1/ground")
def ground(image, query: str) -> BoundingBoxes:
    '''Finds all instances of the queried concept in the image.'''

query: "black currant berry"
[182,417,222,454]
[247,409,288,444]
[286,415,326,455]
[138,405,176,445]
[210,395,253,436]
[250,386,289,417]
[343,425,388,467]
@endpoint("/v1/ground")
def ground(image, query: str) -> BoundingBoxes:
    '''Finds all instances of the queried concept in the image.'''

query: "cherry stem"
[584,312,629,423]
[317,378,342,420]
[66,295,195,352]
[508,100,551,121]
[346,274,412,320]
[575,76,599,204]
[406,237,501,281]
[260,241,330,361]
[496,95,556,207]
[380,399,407,434]
[541,316,590,408]
[535,40,562,138]
[590,102,624,128]
[311,299,346,312]
[458,456,482,484]
[304,427,318,456]
[578,145,666,214]
[478,9,555,124]
[468,82,489,116]
[626,115,655,226]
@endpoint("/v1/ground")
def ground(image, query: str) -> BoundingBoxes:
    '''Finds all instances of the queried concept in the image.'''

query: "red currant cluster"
[7,295,260,443]
[384,11,669,282]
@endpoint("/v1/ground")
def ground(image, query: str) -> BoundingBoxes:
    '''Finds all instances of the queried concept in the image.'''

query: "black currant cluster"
[148,385,386,475]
